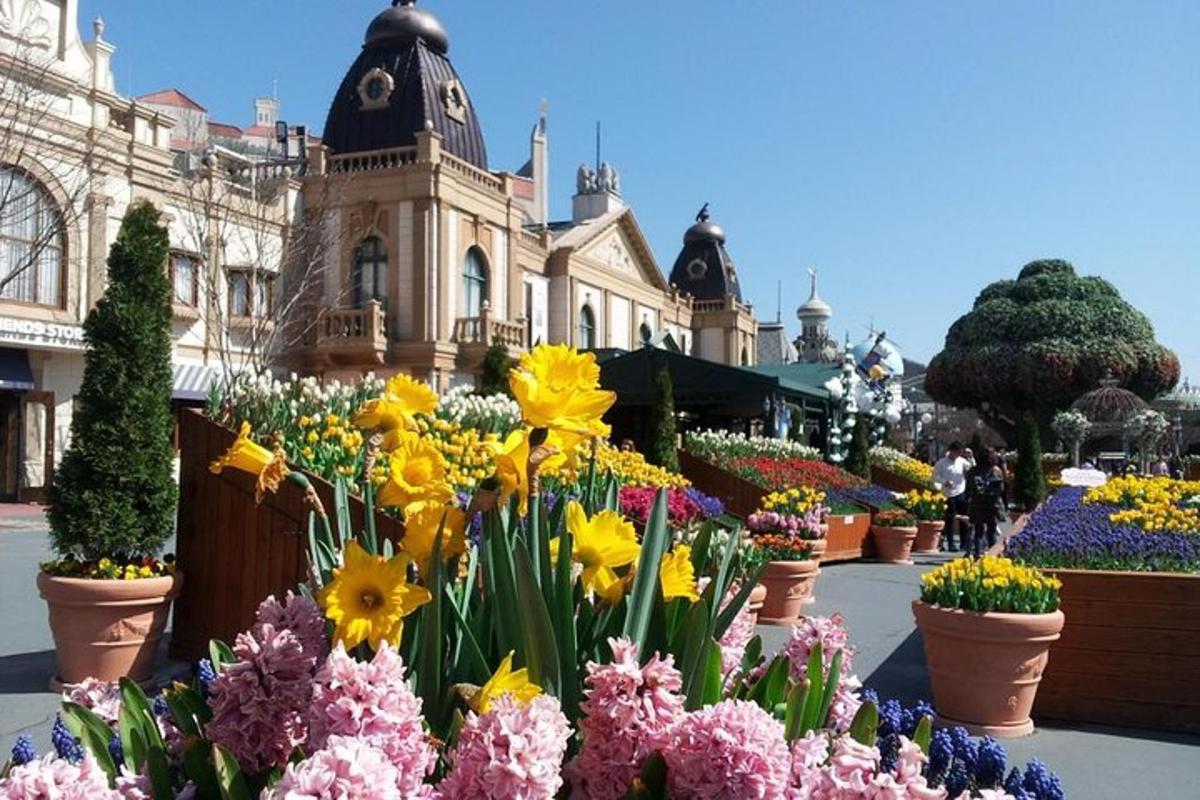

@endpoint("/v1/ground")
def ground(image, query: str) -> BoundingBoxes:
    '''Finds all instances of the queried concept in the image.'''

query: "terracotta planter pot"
[872,525,917,564]
[747,583,767,622]
[38,572,182,687]
[758,559,820,625]
[914,521,945,554]
[806,537,828,562]
[912,600,1064,737]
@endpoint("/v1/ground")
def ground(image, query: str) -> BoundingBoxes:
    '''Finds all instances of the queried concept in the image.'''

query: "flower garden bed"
[1005,485,1200,734]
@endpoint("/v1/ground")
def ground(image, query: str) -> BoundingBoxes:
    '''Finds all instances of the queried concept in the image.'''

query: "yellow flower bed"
[1084,475,1200,533]
[761,486,826,516]
[542,440,690,489]
[920,556,1061,614]
[414,416,502,492]
[899,489,946,522]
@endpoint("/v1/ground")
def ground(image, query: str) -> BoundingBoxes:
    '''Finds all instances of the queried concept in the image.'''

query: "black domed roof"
[669,205,743,303]
[365,0,449,54]
[323,1,488,168]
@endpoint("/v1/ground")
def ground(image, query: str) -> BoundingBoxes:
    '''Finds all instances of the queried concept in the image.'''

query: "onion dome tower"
[794,269,838,363]
[323,0,488,168]
[668,205,743,302]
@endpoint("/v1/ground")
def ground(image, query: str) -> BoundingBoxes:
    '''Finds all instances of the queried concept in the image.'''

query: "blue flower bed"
[828,484,897,512]
[1004,487,1200,573]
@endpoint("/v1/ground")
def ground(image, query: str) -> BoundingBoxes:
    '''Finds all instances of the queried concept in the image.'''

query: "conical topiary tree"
[47,200,178,562]
[1013,413,1046,511]
[645,367,679,472]
[477,342,515,397]
[845,416,871,479]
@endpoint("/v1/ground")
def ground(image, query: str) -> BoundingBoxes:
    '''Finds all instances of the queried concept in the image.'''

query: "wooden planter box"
[1034,569,1200,735]
[170,411,404,662]
[679,450,875,562]
[869,465,929,495]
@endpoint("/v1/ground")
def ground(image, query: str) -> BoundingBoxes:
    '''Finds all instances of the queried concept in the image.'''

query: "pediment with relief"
[0,0,53,50]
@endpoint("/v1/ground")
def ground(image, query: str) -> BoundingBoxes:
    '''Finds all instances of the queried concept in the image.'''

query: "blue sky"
[81,1,1200,378]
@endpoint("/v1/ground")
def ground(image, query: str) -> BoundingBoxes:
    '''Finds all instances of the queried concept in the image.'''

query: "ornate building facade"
[293,0,756,388]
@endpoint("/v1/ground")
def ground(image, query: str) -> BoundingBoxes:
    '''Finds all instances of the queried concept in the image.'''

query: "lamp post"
[1173,414,1184,459]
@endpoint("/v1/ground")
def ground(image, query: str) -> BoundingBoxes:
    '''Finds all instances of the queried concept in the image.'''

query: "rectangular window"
[227,269,274,318]
[170,253,199,306]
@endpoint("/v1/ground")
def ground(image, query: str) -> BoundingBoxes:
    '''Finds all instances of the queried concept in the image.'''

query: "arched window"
[578,305,596,349]
[463,247,488,318]
[639,322,653,346]
[741,346,750,366]
[0,166,64,307]
[352,236,387,307]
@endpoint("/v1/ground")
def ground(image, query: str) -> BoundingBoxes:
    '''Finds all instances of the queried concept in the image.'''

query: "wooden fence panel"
[169,411,404,662]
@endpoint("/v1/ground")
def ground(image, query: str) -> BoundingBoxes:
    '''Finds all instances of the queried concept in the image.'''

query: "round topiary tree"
[47,200,178,562]
[645,367,679,472]
[925,259,1179,440]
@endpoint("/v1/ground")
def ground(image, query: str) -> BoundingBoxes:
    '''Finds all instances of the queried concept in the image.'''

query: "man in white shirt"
[933,442,975,552]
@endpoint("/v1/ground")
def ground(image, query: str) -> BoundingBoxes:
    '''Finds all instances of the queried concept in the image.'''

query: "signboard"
[0,316,85,351]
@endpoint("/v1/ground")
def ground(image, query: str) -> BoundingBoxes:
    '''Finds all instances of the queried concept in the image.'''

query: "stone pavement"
[2,509,1197,796]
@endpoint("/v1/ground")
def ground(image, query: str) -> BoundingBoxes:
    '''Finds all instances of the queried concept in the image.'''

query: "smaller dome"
[797,270,832,319]
[365,0,449,54]
[1072,371,1148,431]
[685,218,725,245]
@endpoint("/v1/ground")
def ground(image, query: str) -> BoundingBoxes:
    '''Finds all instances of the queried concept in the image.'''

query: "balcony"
[311,301,388,365]
[452,304,526,356]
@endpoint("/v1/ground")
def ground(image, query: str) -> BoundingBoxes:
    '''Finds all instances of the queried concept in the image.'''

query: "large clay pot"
[747,583,767,622]
[913,600,1064,737]
[758,559,820,625]
[914,521,945,554]
[807,537,828,562]
[38,572,182,687]
[872,525,917,564]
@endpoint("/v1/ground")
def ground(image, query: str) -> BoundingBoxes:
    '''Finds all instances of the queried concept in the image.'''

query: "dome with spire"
[1071,370,1149,435]
[669,205,743,302]
[797,270,832,320]
[322,0,488,168]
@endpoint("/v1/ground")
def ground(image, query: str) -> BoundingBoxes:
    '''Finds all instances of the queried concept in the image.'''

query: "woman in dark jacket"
[965,449,1006,558]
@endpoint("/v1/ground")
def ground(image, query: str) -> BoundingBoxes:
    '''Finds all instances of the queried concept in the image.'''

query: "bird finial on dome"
[696,202,710,223]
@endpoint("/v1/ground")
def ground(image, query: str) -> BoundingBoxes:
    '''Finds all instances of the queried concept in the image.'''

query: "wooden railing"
[315,302,388,350]
[328,146,419,174]
[452,305,526,348]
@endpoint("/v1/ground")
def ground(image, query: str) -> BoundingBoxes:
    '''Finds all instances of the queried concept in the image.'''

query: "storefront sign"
[0,316,86,350]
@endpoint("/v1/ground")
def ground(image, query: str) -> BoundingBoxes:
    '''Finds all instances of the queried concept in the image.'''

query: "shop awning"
[0,347,34,391]
[172,363,219,402]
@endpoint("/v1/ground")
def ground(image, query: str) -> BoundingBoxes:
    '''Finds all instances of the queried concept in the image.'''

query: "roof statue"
[598,161,620,195]
[576,163,597,194]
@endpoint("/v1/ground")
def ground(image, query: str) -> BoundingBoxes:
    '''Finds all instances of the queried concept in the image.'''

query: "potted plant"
[40,201,182,687]
[913,556,1064,737]
[751,533,819,625]
[901,490,947,553]
[749,486,830,561]
[870,508,918,563]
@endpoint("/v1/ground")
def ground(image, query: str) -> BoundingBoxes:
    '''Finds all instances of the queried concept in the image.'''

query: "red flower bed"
[618,487,702,527]
[725,457,867,492]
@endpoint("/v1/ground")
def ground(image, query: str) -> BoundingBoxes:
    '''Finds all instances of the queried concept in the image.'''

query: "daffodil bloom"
[401,504,468,577]
[474,651,541,713]
[353,373,438,436]
[495,428,533,515]
[318,541,432,651]
[377,431,455,513]
[508,344,616,433]
[209,421,289,502]
[550,501,641,598]
[660,545,700,602]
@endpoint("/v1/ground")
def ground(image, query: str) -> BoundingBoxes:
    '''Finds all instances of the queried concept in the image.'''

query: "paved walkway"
[2,512,1197,795]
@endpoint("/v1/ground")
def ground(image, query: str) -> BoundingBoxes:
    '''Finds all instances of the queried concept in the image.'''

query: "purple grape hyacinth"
[10,735,35,766]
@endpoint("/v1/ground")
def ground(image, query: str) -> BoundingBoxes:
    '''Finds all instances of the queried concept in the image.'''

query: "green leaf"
[362,473,379,555]
[624,488,671,655]
[334,476,352,551]
[698,639,725,707]
[445,584,492,684]
[747,655,790,711]
[799,644,826,732]
[689,524,714,576]
[740,635,763,676]
[183,739,220,799]
[416,524,445,735]
[552,524,580,722]
[213,743,254,800]
[513,540,562,697]
[815,649,843,732]
[146,745,173,800]
[603,475,619,512]
[849,700,879,746]
[784,679,811,741]
[913,715,933,754]
[209,640,236,673]
[624,751,667,798]
[674,596,712,698]
[119,679,164,751]
[60,702,117,782]
[713,561,767,640]
[484,508,522,661]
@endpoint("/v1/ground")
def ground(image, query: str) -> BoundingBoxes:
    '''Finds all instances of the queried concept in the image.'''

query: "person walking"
[965,449,1007,558]
[933,442,974,552]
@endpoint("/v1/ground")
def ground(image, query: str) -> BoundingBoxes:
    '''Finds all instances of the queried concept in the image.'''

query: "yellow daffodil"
[660,545,700,602]
[209,421,289,502]
[401,504,468,577]
[318,541,432,651]
[377,431,455,513]
[550,501,641,598]
[353,373,438,436]
[495,428,533,516]
[474,651,542,713]
[508,344,616,433]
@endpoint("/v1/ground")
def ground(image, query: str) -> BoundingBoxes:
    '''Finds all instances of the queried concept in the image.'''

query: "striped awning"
[172,363,219,402]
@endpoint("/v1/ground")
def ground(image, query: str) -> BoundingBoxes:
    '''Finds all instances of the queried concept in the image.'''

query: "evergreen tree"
[969,432,987,460]
[646,368,679,472]
[477,342,515,397]
[1013,413,1047,511]
[48,201,177,562]
[845,416,871,479]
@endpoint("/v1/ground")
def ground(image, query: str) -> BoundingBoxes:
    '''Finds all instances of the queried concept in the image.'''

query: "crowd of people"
[932,442,1008,559]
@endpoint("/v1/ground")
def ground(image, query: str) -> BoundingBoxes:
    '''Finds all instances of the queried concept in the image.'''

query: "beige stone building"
[295,0,756,389]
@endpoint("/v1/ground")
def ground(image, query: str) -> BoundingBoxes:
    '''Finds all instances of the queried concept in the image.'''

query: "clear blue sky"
[81,0,1200,378]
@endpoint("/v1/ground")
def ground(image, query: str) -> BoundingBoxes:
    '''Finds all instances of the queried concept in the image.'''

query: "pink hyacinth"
[567,637,686,799]
[265,735,409,799]
[63,678,122,726]
[439,694,572,800]
[787,733,947,800]
[255,592,328,663]
[783,614,855,677]
[718,584,759,679]
[115,769,151,800]
[309,644,437,795]
[205,622,315,774]
[0,752,119,799]
[663,699,791,799]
